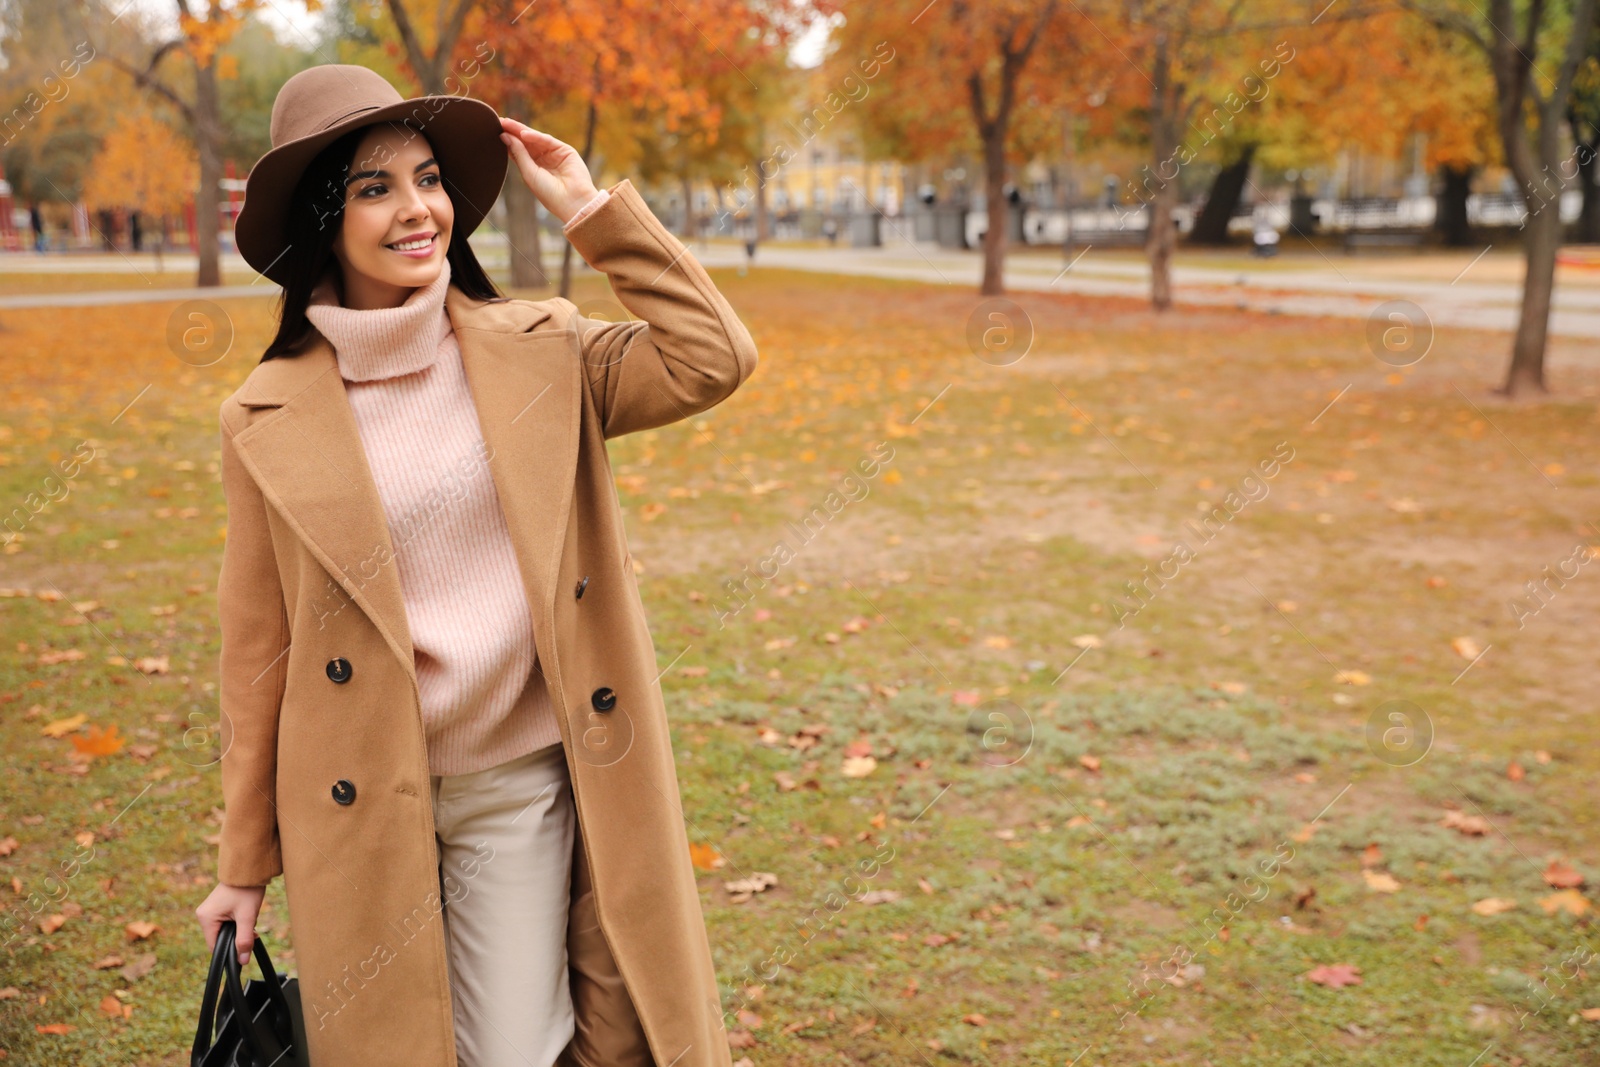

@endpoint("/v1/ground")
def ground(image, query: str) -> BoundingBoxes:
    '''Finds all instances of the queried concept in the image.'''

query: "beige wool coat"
[213,178,756,1067]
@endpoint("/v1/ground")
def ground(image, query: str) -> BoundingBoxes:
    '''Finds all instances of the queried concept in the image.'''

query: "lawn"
[0,263,1597,1064]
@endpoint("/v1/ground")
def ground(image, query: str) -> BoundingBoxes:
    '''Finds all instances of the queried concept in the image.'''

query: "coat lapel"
[227,287,580,700]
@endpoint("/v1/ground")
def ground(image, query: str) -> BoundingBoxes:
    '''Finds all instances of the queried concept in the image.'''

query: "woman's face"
[331,123,454,310]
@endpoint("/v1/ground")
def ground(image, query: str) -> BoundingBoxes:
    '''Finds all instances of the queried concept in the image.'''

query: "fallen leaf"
[1333,670,1371,686]
[41,713,88,738]
[1362,870,1401,893]
[1539,889,1592,916]
[1306,963,1362,988]
[119,953,157,983]
[1070,634,1103,649]
[1440,810,1490,836]
[841,755,877,778]
[124,920,159,941]
[689,842,725,871]
[1470,898,1518,916]
[1079,754,1101,773]
[724,872,778,903]
[1544,860,1586,889]
[72,723,126,758]
[1450,637,1482,660]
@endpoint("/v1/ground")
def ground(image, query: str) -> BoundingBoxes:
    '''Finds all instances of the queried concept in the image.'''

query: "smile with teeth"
[388,234,435,252]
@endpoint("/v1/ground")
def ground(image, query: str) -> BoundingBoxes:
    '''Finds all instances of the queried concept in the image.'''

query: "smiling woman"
[258,120,504,357]
[333,125,458,308]
[194,62,757,1067]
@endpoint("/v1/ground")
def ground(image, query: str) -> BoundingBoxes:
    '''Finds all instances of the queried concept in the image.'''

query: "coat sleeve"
[214,405,290,887]
[558,177,758,440]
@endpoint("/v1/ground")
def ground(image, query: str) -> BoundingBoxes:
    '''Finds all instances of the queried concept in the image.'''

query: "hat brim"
[235,94,508,286]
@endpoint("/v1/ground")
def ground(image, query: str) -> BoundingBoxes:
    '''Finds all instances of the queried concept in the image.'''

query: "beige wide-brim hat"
[235,64,506,286]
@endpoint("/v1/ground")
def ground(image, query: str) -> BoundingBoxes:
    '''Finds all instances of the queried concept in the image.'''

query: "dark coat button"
[331,779,356,805]
[591,686,616,712]
[326,657,352,684]
[575,576,589,599]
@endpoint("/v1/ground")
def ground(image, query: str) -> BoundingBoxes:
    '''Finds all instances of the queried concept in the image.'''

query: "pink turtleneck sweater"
[303,191,609,775]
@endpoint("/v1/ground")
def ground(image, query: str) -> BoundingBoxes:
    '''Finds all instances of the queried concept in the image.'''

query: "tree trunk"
[680,173,696,240]
[1189,144,1255,246]
[193,59,222,288]
[559,93,600,301]
[1434,164,1474,246]
[980,123,1007,295]
[1504,203,1561,394]
[756,155,769,241]
[1146,36,1177,311]
[502,94,546,291]
[1576,140,1600,244]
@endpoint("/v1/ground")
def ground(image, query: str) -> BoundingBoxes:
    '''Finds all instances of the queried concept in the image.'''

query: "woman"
[193,64,756,1067]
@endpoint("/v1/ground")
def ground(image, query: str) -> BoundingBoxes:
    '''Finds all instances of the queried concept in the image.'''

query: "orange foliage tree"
[459,0,819,292]
[828,0,1087,295]
[1258,7,1496,247]
[80,111,200,256]
[1405,0,1598,395]
[98,0,288,286]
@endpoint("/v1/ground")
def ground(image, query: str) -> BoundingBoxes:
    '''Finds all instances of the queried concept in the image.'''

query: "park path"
[5,241,1600,339]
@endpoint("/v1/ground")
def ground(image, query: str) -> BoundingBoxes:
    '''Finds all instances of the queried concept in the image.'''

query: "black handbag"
[191,918,311,1067]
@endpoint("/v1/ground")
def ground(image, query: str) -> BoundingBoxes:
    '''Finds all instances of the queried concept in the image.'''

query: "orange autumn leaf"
[1544,860,1586,889]
[72,723,126,758]
[1540,890,1593,916]
[1306,963,1362,988]
[688,841,724,871]
[41,713,87,738]
[35,1023,74,1035]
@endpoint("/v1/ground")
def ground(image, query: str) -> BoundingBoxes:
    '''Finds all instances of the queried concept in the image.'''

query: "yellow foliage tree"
[81,112,200,237]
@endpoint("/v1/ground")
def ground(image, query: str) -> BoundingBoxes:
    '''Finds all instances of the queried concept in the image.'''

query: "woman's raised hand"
[498,118,602,226]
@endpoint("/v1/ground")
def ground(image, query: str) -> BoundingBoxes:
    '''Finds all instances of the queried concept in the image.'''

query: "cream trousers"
[430,741,577,1067]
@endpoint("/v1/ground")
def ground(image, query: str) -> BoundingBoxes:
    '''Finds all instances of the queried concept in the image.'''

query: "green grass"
[1,265,1598,1063]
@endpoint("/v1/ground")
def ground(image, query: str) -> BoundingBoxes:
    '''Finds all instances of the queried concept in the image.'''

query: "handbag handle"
[221,922,297,1065]
[189,919,234,1066]
[191,919,299,1067]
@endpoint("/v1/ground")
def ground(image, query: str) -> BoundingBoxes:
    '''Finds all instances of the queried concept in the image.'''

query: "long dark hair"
[261,121,504,360]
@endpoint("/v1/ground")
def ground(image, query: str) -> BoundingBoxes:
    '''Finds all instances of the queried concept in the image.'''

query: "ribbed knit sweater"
[304,191,609,775]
